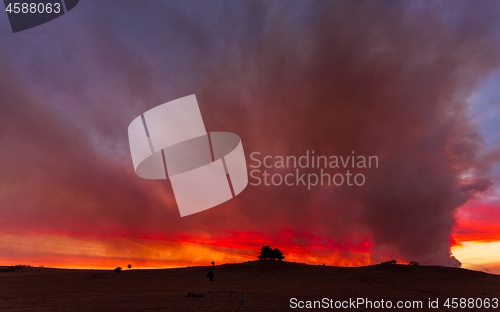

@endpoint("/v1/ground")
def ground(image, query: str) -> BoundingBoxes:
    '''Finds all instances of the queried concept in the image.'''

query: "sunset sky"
[0,1,499,274]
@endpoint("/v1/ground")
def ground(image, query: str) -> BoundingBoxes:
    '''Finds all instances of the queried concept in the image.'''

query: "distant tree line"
[257,246,284,261]
[381,260,420,266]
[0,264,31,272]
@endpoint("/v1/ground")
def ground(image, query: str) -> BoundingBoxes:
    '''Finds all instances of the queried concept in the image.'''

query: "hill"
[1,261,499,311]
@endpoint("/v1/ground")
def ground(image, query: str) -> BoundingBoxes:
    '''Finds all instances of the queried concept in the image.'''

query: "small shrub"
[114,267,122,274]
[207,271,214,281]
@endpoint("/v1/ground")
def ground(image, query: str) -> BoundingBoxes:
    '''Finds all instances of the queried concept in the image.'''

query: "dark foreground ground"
[0,261,499,311]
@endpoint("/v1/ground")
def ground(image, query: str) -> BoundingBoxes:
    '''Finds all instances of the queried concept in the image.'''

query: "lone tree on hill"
[127,264,132,269]
[211,261,215,266]
[257,246,285,261]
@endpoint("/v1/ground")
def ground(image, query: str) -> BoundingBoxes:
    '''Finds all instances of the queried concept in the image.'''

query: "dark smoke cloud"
[1,0,499,266]
[193,1,500,266]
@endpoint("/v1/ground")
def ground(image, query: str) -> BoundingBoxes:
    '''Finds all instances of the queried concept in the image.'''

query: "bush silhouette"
[409,261,420,266]
[207,270,214,281]
[257,246,285,260]
[114,267,122,274]
[1,265,29,272]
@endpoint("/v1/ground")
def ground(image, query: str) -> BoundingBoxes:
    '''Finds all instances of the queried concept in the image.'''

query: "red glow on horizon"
[0,229,372,270]
[452,203,500,245]
[1,202,498,271]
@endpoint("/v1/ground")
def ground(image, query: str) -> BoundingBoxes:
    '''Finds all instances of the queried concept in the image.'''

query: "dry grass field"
[1,261,499,311]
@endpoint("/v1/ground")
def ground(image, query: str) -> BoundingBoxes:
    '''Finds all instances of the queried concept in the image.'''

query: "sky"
[0,1,499,273]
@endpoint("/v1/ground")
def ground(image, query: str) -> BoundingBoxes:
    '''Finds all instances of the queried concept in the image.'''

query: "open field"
[1,261,499,311]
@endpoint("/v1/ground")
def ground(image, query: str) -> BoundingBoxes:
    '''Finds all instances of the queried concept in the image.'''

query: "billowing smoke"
[193,1,500,266]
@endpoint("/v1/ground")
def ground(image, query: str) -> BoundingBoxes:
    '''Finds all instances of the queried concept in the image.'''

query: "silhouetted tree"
[257,246,285,260]
[207,270,214,281]
[272,248,285,260]
[390,260,397,265]
[257,246,274,260]
[127,264,132,269]
[114,267,122,274]
[211,261,215,266]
